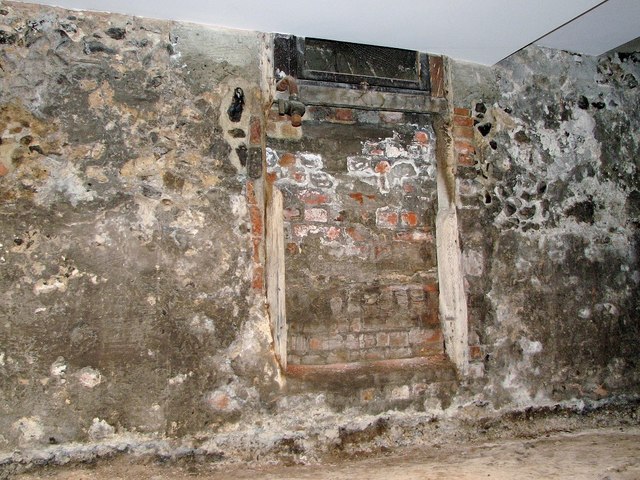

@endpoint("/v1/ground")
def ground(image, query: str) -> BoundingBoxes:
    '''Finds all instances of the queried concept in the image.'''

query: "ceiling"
[537,0,640,57]
[14,0,640,65]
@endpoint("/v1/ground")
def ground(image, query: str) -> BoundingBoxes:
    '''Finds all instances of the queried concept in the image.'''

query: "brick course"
[453,107,477,169]
[246,180,264,292]
[452,105,484,374]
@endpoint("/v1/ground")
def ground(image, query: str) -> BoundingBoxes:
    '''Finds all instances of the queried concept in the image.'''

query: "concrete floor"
[14,426,640,480]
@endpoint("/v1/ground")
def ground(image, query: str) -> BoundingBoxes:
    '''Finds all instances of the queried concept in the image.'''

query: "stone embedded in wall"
[87,418,115,441]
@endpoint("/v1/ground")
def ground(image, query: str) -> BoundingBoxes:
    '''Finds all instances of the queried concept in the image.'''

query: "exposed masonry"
[0,1,279,451]
[0,0,639,469]
[267,107,443,366]
[452,47,640,407]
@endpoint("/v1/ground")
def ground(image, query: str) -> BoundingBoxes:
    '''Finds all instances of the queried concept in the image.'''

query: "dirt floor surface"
[13,426,640,480]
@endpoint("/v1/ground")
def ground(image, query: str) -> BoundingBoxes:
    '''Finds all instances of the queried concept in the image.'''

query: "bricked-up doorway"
[267,109,446,368]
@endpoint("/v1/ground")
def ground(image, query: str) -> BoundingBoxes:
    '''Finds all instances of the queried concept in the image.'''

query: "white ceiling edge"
[13,0,602,65]
[537,0,640,56]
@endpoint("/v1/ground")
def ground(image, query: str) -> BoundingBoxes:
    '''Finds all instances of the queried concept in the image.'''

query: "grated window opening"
[274,35,431,92]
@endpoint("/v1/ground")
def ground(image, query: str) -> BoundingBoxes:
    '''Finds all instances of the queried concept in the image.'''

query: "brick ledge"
[286,355,452,379]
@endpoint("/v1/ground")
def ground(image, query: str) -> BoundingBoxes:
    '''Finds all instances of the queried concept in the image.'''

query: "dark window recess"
[274,35,430,93]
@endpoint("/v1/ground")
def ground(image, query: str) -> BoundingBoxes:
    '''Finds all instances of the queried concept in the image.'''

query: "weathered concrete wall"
[0,1,279,449]
[0,0,639,469]
[451,47,640,407]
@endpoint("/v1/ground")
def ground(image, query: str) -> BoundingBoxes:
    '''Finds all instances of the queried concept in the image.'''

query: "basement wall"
[0,0,638,462]
[451,48,640,406]
[0,1,280,447]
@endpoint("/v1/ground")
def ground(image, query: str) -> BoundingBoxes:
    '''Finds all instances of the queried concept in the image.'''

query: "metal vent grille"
[274,35,430,92]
